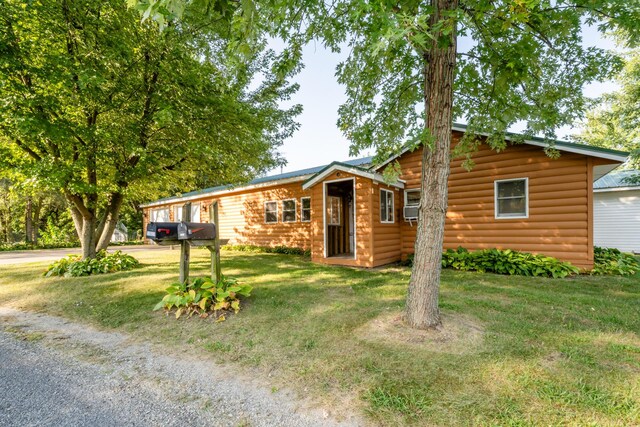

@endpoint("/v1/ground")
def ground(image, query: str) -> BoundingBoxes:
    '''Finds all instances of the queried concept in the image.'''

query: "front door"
[325,179,355,258]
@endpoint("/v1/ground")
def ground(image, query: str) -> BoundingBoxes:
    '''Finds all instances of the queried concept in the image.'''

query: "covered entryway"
[302,160,405,267]
[324,178,355,258]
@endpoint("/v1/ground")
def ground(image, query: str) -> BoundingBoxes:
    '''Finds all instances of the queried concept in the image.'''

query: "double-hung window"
[282,199,296,222]
[494,178,528,219]
[190,202,201,222]
[151,208,169,222]
[265,201,278,223]
[173,203,200,221]
[380,189,394,223]
[173,205,183,222]
[301,197,311,222]
[405,189,420,207]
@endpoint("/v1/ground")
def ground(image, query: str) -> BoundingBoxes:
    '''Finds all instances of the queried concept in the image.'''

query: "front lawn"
[1,250,638,425]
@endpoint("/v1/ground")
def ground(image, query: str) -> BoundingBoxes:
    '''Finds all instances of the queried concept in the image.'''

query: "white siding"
[594,189,640,253]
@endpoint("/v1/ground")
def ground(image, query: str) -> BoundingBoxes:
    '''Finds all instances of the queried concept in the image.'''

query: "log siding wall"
[142,132,615,269]
[144,181,313,249]
[371,184,403,267]
[396,132,599,268]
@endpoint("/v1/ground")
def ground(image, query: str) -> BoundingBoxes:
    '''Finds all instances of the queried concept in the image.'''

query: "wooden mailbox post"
[155,201,221,284]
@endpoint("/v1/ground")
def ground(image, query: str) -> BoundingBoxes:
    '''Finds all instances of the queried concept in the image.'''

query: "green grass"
[1,250,639,426]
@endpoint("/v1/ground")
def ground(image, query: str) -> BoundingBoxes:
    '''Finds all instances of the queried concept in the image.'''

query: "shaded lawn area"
[0,250,639,426]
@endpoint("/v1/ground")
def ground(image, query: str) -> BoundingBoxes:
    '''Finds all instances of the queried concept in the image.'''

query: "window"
[282,199,296,222]
[173,203,200,222]
[265,201,278,223]
[191,203,201,222]
[380,189,394,223]
[495,178,528,219]
[301,197,311,222]
[150,208,169,222]
[405,189,420,207]
[328,196,341,225]
[173,205,183,222]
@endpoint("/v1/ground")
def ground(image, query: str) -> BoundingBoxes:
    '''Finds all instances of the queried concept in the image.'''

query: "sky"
[270,25,620,174]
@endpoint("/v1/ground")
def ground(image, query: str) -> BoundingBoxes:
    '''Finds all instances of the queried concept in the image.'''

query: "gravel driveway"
[0,307,361,427]
[0,245,171,266]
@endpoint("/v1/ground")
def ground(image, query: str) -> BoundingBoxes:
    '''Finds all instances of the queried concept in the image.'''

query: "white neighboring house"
[593,170,640,254]
[110,221,128,243]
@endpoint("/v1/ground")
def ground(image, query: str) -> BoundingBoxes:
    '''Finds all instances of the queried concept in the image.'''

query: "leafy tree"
[0,0,300,259]
[574,49,640,182]
[138,0,639,329]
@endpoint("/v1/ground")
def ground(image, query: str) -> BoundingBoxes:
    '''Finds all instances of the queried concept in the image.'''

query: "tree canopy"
[575,48,640,180]
[0,0,300,258]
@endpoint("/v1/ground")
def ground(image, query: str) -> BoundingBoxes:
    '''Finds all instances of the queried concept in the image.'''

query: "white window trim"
[404,189,420,207]
[151,208,169,222]
[494,177,529,219]
[190,202,201,222]
[300,197,311,222]
[264,200,278,224]
[173,205,183,222]
[380,189,395,224]
[282,198,297,223]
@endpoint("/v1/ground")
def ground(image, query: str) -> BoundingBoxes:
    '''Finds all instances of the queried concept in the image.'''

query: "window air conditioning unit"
[403,206,419,220]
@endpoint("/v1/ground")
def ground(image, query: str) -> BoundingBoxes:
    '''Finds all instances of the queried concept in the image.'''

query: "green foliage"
[0,0,300,255]
[39,213,77,246]
[222,244,310,257]
[592,247,639,276]
[407,247,580,278]
[154,276,253,320]
[44,250,139,278]
[574,49,640,173]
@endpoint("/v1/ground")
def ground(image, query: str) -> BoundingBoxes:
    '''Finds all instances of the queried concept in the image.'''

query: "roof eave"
[302,162,405,190]
[374,125,629,171]
[140,174,314,208]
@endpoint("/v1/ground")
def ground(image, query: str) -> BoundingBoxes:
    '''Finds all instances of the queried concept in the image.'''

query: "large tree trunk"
[405,0,458,329]
[96,192,124,252]
[65,190,125,259]
[80,216,97,259]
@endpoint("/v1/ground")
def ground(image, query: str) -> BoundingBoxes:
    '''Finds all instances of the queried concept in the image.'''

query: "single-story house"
[593,169,640,254]
[141,125,628,269]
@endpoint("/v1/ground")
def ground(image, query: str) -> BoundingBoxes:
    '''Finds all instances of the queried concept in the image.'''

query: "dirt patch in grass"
[356,311,484,354]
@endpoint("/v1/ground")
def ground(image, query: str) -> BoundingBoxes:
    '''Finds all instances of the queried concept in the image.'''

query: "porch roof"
[301,161,405,190]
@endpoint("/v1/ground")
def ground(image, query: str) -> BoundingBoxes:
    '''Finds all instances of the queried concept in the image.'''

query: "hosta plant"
[592,247,639,276]
[44,250,139,277]
[154,276,253,321]
[435,247,581,278]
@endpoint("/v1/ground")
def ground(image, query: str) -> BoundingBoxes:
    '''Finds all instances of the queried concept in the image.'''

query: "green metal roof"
[452,123,629,159]
[142,157,373,207]
[594,169,640,189]
[375,123,629,170]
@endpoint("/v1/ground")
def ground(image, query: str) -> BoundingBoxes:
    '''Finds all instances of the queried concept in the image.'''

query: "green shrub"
[44,250,139,277]
[154,276,253,321]
[406,247,579,278]
[222,244,310,257]
[592,247,639,276]
[39,215,78,246]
